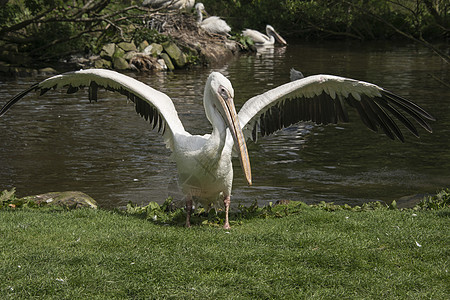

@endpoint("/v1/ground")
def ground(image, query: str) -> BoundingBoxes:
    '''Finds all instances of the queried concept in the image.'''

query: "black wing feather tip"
[0,83,40,117]
[383,90,435,121]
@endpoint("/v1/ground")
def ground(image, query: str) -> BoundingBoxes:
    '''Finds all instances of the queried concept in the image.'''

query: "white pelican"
[290,68,304,81]
[142,0,195,11]
[243,25,287,46]
[195,3,231,36]
[0,69,434,228]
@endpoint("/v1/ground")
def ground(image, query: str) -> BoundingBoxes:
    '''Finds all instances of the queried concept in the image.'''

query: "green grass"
[1,204,449,299]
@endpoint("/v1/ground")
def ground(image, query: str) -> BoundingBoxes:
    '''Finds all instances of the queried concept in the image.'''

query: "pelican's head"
[266,25,287,45]
[195,3,205,11]
[195,3,208,22]
[204,72,252,185]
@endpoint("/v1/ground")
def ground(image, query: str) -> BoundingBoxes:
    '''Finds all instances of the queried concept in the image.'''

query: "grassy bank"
[1,202,449,299]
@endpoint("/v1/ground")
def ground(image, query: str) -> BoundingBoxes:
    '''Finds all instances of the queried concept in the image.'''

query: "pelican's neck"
[196,8,203,23]
[203,88,228,159]
[265,30,275,43]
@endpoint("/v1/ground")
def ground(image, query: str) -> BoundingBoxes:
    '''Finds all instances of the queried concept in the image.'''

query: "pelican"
[0,69,434,228]
[195,3,231,36]
[142,0,195,11]
[290,68,304,81]
[243,25,287,46]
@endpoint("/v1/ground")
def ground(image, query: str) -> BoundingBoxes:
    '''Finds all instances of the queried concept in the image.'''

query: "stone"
[160,53,175,71]
[123,50,138,61]
[113,46,125,58]
[38,67,57,75]
[112,56,130,70]
[100,43,116,60]
[117,41,137,52]
[138,40,149,52]
[144,43,163,56]
[22,191,98,209]
[94,58,112,69]
[162,41,186,68]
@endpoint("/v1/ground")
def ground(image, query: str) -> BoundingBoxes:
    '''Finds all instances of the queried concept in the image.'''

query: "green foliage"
[133,28,170,46]
[229,33,255,51]
[123,188,450,227]
[415,188,450,210]
[201,0,449,41]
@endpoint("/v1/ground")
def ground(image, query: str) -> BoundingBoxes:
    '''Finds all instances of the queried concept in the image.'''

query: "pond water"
[0,41,449,209]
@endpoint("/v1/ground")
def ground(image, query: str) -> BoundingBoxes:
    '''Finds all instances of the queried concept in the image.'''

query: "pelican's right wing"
[0,69,187,151]
[238,74,435,143]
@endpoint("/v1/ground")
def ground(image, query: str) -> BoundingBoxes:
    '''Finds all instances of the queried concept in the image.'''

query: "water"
[0,41,449,208]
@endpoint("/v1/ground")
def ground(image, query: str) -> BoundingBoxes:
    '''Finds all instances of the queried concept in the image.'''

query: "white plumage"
[243,25,287,46]
[195,3,231,35]
[0,69,434,228]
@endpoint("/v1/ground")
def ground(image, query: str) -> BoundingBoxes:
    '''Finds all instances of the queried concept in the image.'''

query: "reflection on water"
[0,41,449,208]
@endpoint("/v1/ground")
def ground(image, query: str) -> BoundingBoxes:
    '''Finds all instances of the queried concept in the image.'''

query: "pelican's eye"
[218,85,229,100]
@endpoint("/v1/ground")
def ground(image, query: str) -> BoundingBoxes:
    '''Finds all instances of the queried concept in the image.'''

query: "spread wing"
[0,69,187,151]
[237,74,435,143]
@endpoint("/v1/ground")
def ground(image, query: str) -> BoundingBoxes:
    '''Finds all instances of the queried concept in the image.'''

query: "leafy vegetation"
[124,189,450,227]
[202,0,449,41]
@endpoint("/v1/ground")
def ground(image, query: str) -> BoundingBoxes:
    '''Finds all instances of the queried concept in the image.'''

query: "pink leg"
[223,195,231,229]
[185,196,193,228]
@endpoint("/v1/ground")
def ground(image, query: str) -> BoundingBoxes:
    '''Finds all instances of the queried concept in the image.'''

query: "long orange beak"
[219,93,252,185]
[273,30,287,45]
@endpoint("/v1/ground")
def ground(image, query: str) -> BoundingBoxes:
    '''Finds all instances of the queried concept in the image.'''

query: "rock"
[113,46,125,59]
[22,191,98,209]
[112,56,130,70]
[117,41,137,52]
[138,40,149,52]
[396,194,430,209]
[162,41,186,68]
[38,67,57,75]
[123,50,138,61]
[100,43,116,60]
[94,58,112,69]
[160,53,175,71]
[144,43,163,57]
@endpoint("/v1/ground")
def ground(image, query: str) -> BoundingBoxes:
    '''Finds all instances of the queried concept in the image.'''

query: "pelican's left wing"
[0,69,187,151]
[238,74,435,143]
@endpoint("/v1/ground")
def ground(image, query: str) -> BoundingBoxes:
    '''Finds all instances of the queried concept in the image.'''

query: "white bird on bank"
[243,25,287,46]
[0,69,434,228]
[142,0,195,11]
[195,3,231,36]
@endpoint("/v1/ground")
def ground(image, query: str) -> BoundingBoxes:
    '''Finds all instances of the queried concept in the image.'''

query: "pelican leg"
[223,195,231,229]
[185,196,193,228]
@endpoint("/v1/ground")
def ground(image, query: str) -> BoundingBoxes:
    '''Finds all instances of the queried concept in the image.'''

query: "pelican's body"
[142,0,195,11]
[243,25,287,46]
[195,3,231,36]
[0,69,434,228]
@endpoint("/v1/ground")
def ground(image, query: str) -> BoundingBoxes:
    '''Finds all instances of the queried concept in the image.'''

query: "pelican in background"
[142,0,195,11]
[0,69,434,228]
[243,25,287,46]
[290,68,304,81]
[195,3,231,36]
